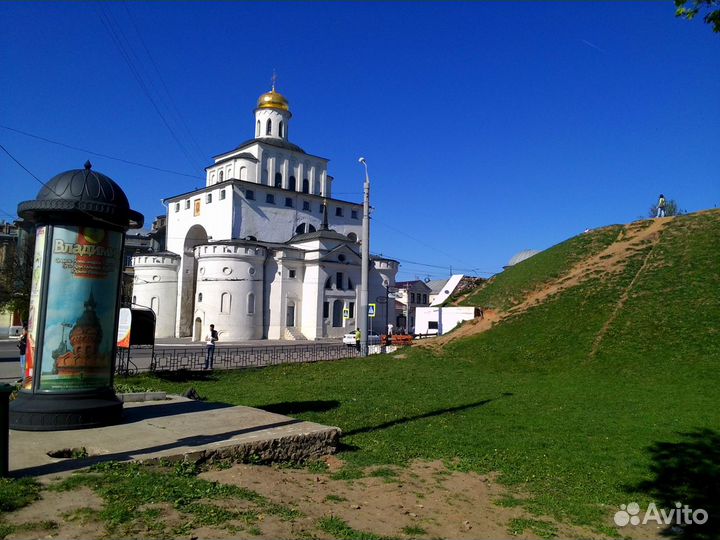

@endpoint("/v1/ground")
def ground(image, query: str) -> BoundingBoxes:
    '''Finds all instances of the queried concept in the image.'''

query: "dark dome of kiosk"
[18,161,144,229]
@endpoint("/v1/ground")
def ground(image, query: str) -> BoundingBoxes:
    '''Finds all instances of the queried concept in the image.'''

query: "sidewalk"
[8,394,341,479]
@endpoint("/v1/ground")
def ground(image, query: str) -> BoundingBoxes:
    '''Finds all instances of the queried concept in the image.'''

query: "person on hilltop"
[204,324,219,370]
[656,194,667,218]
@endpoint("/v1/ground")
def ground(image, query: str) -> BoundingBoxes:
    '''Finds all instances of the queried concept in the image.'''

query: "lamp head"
[358,157,366,164]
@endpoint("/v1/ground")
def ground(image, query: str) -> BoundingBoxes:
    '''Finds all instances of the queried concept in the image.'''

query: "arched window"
[247,293,255,315]
[348,278,354,289]
[308,224,316,233]
[198,292,203,302]
[218,170,223,182]
[302,178,309,193]
[332,299,343,327]
[266,119,272,135]
[132,295,136,305]
[275,172,282,188]
[279,121,284,138]
[262,168,268,184]
[289,176,296,191]
[295,223,305,235]
[151,297,159,313]
[221,292,231,314]
[256,120,260,137]
[239,166,247,181]
[325,277,332,289]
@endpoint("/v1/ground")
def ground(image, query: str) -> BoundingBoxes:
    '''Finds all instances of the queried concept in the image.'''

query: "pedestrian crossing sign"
[368,304,376,318]
[343,307,349,319]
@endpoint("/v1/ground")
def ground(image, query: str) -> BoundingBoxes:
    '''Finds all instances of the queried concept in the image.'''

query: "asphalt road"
[0,337,348,383]
[0,340,22,382]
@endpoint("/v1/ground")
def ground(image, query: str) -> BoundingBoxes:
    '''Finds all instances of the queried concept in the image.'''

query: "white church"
[131,85,399,341]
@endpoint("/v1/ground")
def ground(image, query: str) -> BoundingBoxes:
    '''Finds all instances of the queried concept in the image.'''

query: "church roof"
[214,138,307,159]
[289,229,352,243]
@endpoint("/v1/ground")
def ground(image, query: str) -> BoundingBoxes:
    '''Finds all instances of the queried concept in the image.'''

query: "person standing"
[204,324,219,369]
[17,326,27,381]
[387,323,394,336]
[355,328,361,352]
[656,194,666,218]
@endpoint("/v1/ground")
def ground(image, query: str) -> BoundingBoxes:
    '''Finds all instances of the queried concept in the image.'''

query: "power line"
[0,124,203,179]
[96,4,204,174]
[0,142,129,229]
[121,2,207,167]
[373,217,489,272]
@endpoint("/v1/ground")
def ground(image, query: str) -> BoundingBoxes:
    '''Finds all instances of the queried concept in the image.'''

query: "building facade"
[132,86,398,340]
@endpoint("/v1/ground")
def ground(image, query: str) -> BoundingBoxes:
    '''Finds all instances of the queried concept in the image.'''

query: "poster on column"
[37,225,123,392]
[22,226,47,390]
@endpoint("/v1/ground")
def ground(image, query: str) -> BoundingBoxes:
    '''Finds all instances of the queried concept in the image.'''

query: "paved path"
[8,395,341,478]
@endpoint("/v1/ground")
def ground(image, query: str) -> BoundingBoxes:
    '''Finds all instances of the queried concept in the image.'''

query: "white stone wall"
[131,254,180,338]
[166,184,234,256]
[235,188,362,244]
[193,244,266,341]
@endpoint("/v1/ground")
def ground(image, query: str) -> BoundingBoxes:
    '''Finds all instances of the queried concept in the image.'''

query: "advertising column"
[37,226,122,392]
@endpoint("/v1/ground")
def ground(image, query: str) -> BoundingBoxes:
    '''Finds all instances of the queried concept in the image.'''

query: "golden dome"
[257,87,290,112]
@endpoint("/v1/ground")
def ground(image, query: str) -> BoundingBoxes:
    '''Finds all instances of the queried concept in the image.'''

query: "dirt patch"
[5,486,105,540]
[3,459,673,539]
[197,459,594,539]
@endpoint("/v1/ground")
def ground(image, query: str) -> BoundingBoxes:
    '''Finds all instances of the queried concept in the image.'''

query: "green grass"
[317,516,394,540]
[124,210,720,537]
[49,460,300,537]
[508,518,557,539]
[0,477,42,512]
[401,524,427,536]
[324,494,348,503]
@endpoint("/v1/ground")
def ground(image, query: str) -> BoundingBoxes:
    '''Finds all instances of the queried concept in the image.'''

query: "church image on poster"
[39,225,122,392]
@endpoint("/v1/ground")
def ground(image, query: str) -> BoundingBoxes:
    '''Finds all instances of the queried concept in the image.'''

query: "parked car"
[342,331,381,346]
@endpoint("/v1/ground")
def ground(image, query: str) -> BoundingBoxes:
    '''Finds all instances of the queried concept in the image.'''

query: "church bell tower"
[254,76,291,141]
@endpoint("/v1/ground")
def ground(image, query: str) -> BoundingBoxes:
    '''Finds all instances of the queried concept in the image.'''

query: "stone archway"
[177,225,208,337]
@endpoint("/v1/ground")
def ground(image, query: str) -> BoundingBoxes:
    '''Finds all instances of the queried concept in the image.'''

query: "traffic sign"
[343,307,350,319]
[368,303,376,318]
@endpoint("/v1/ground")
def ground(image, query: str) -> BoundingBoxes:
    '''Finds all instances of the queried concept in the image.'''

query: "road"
[0,340,22,383]
[0,337,350,383]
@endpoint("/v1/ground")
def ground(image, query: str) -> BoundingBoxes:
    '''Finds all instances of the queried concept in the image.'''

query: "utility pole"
[358,157,370,356]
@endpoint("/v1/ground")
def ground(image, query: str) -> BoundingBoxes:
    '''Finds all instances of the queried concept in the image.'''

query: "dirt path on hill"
[418,218,672,350]
[507,218,670,317]
[416,309,501,350]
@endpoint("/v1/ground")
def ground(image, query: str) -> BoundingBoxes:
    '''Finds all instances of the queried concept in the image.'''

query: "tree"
[649,198,684,218]
[675,0,720,33]
[0,224,35,323]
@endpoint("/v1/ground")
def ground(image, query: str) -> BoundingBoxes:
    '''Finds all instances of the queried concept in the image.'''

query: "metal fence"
[115,342,364,376]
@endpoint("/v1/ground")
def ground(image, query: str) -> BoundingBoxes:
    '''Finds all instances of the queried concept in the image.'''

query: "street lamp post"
[358,157,370,356]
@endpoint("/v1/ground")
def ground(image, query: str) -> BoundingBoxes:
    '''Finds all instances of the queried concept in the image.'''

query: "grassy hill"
[130,210,720,538]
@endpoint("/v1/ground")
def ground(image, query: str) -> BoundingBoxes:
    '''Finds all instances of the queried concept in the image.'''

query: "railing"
[115,342,365,375]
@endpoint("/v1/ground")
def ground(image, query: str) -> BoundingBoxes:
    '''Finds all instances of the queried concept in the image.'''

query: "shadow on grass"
[259,400,341,415]
[631,428,719,540]
[343,395,508,437]
[150,370,220,383]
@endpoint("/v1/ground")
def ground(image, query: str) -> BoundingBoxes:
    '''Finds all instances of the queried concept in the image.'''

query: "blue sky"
[2,2,718,281]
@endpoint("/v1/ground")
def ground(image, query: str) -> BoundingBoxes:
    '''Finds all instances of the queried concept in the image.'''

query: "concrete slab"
[8,395,341,479]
